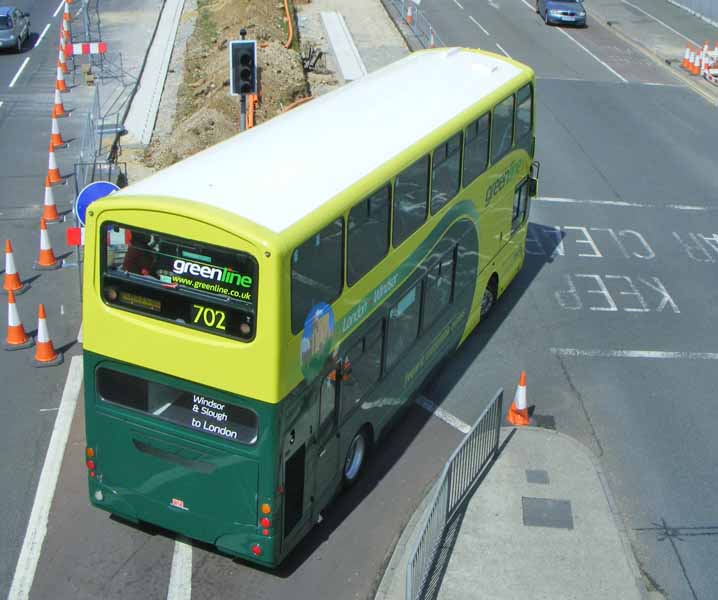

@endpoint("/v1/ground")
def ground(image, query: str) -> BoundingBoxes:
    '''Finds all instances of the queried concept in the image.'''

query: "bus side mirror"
[528,177,538,198]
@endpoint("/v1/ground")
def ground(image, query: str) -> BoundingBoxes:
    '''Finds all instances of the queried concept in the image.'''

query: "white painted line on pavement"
[518,0,534,10]
[621,0,699,47]
[557,28,628,83]
[35,23,51,48]
[538,196,648,208]
[496,43,511,58]
[415,396,471,434]
[0,101,3,110]
[9,57,30,88]
[8,356,83,600]
[666,203,711,211]
[453,0,464,9]
[167,539,192,600]
[552,348,718,360]
[468,15,490,35]
[53,0,64,17]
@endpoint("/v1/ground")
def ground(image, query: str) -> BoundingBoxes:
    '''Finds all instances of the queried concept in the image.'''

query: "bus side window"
[462,113,490,187]
[512,180,530,233]
[291,218,344,333]
[431,133,462,214]
[515,84,533,155]
[347,186,390,286]
[491,95,515,164]
[393,156,429,247]
[385,282,422,370]
[340,320,384,422]
[422,249,456,330]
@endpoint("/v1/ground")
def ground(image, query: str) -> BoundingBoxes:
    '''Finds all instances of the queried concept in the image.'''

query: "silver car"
[0,6,31,53]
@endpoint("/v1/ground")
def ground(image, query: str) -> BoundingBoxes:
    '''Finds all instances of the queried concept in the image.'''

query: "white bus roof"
[117,48,525,234]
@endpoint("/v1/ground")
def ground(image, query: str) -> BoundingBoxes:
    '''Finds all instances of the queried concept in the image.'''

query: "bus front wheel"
[343,429,369,487]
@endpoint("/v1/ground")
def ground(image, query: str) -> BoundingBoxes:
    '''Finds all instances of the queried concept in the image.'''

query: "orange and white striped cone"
[506,371,532,426]
[34,218,60,270]
[429,26,436,48]
[33,304,63,367]
[5,290,34,350]
[55,64,68,92]
[681,46,691,70]
[52,88,67,118]
[63,1,72,24]
[62,16,72,43]
[46,146,63,185]
[42,184,61,222]
[3,240,29,295]
[692,51,701,75]
[406,3,413,26]
[57,45,68,74]
[49,115,66,150]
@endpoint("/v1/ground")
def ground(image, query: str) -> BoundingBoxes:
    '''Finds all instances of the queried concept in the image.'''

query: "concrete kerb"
[373,426,652,600]
[588,6,718,106]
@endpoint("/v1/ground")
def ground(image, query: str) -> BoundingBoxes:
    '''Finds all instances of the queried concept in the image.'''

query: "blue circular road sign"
[74,180,120,226]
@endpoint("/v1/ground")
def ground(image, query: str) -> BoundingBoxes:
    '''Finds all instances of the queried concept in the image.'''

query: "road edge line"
[7,356,83,600]
[166,538,193,600]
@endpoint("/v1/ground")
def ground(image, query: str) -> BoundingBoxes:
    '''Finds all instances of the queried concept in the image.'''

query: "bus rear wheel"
[343,429,368,487]
[481,277,498,318]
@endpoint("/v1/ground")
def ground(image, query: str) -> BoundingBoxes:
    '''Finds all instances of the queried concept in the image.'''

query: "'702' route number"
[192,304,227,331]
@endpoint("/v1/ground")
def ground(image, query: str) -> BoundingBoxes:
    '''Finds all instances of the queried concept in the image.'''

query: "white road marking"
[8,356,83,600]
[167,539,193,600]
[453,0,464,9]
[0,100,3,110]
[35,23,51,48]
[488,0,500,9]
[552,348,718,360]
[621,0,699,47]
[53,0,64,17]
[518,0,534,10]
[9,58,30,88]
[538,196,714,211]
[416,396,471,434]
[468,15,490,35]
[496,43,511,58]
[557,28,628,83]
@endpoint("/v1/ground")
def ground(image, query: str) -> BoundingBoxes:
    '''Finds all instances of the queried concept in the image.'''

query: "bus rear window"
[101,223,258,341]
[97,367,258,444]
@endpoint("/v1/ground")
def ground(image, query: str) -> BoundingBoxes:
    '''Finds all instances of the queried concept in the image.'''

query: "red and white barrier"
[63,41,107,57]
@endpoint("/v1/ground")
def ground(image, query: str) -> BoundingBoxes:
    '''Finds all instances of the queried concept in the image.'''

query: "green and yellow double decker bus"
[82,48,537,566]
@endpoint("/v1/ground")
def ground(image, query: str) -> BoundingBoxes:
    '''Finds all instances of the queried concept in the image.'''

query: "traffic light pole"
[240,94,247,132]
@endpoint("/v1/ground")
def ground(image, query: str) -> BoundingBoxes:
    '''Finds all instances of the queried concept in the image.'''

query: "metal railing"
[384,0,445,49]
[405,389,503,600]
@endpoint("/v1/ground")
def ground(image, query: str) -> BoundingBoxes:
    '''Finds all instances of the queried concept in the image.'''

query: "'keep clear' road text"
[526,225,718,313]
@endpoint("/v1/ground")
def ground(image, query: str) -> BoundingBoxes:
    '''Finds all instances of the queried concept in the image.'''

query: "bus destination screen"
[101,223,258,341]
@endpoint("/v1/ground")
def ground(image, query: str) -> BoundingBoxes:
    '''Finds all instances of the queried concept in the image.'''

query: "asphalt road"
[2,0,717,599]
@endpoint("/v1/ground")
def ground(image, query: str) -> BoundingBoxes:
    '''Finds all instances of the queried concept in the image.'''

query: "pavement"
[75,0,718,598]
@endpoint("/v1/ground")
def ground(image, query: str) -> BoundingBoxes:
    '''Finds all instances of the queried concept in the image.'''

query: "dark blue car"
[536,0,587,27]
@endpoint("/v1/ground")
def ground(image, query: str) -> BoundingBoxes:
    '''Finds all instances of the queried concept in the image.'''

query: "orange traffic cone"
[62,15,71,43]
[57,45,68,74]
[42,185,61,222]
[406,3,414,26]
[692,51,701,75]
[681,46,691,70]
[5,291,34,350]
[63,1,72,23]
[33,304,63,367]
[506,371,531,426]
[46,146,62,185]
[3,240,29,294]
[34,218,60,270]
[49,115,66,150]
[52,88,66,118]
[55,65,68,92]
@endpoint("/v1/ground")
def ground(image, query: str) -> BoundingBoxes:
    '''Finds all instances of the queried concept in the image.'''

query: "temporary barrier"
[3,240,29,294]
[5,291,34,350]
[64,41,107,57]
[34,218,60,270]
[33,304,64,367]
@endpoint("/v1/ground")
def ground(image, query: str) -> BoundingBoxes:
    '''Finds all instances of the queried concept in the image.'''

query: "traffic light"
[230,40,257,95]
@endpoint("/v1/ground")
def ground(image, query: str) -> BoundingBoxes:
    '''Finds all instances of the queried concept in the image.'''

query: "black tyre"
[342,429,369,487]
[480,278,497,318]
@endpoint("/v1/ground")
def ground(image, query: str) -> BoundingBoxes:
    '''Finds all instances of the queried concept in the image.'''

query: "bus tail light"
[86,447,96,478]
[260,503,271,515]
[260,517,270,528]
[251,544,262,557]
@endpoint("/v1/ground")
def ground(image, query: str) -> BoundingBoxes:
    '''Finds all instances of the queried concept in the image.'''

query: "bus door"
[312,371,340,516]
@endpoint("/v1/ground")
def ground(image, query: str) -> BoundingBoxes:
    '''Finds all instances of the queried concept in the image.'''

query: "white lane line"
[8,356,83,600]
[552,348,718,360]
[34,23,51,48]
[416,396,471,434]
[556,28,628,83]
[0,100,3,110]
[665,203,710,211]
[621,0,699,47]
[518,0,534,9]
[496,43,511,58]
[167,539,192,600]
[468,15,490,35]
[52,0,64,17]
[453,0,464,9]
[9,57,30,88]
[538,196,648,208]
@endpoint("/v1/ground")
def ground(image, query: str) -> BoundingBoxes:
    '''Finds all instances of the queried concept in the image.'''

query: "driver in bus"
[122,231,157,277]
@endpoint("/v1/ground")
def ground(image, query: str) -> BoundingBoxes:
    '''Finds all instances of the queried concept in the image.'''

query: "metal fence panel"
[384,0,446,48]
[405,389,503,600]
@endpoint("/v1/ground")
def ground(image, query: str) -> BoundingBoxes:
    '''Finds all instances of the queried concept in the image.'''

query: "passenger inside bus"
[122,231,157,277]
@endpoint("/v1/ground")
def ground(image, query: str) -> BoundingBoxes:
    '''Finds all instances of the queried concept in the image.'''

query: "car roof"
[0,7,15,16]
